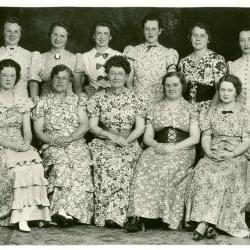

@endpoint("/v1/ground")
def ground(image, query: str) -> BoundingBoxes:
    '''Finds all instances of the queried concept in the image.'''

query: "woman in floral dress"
[178,22,227,112]
[87,55,146,228]
[33,64,93,225]
[186,74,250,240]
[0,59,50,232]
[125,72,200,232]
[29,21,82,97]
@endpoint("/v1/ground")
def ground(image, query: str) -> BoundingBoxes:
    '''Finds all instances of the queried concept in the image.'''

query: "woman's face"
[51,70,71,93]
[219,81,237,104]
[191,26,209,51]
[108,66,127,90]
[93,25,111,48]
[4,22,21,46]
[50,26,68,50]
[164,76,183,101]
[143,20,162,45]
[0,66,16,90]
[239,31,250,56]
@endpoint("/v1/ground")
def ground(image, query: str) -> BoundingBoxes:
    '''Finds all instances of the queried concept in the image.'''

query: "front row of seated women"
[0,56,250,240]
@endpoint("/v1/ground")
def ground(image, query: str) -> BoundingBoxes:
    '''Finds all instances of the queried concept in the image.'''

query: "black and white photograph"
[0,0,250,246]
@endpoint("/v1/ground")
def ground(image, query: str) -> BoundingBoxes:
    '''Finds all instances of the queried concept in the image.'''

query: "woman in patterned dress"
[125,72,200,232]
[29,21,82,97]
[33,64,93,225]
[178,22,227,113]
[186,74,250,240]
[0,59,50,232]
[87,55,146,228]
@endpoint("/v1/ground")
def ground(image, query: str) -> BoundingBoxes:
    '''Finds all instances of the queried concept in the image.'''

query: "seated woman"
[33,64,93,226]
[125,71,200,232]
[0,59,50,232]
[185,74,250,239]
[87,55,146,228]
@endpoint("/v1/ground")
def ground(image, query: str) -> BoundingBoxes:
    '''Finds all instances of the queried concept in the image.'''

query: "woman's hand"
[54,136,72,147]
[213,151,234,161]
[109,134,129,147]
[154,143,167,155]
[17,141,31,152]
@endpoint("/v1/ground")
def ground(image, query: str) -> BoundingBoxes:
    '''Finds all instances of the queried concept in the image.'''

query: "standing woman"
[33,64,93,225]
[178,22,227,112]
[0,17,32,98]
[29,21,82,97]
[0,59,50,232]
[87,55,146,228]
[186,75,250,239]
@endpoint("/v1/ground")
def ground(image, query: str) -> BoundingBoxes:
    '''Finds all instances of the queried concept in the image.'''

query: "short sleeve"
[166,48,179,71]
[212,54,227,84]
[17,97,35,114]
[189,105,199,125]
[78,93,88,111]
[75,53,84,73]
[242,110,250,139]
[123,45,135,68]
[32,97,45,120]
[29,51,42,82]
[135,96,147,118]
[87,94,101,118]
[199,109,212,136]
[145,104,155,126]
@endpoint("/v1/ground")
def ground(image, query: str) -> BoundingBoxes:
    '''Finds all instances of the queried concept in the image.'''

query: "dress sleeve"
[242,110,250,139]
[123,45,135,68]
[166,48,179,71]
[212,54,227,84]
[177,58,184,73]
[135,96,147,118]
[29,51,42,82]
[189,105,199,125]
[32,97,45,120]
[145,104,155,127]
[17,98,35,114]
[86,93,101,118]
[78,93,88,111]
[199,109,213,136]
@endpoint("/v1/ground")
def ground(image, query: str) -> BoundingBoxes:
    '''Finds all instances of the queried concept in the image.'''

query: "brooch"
[55,53,61,60]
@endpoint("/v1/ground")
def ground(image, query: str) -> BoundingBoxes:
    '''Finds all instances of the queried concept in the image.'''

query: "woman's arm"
[29,80,39,98]
[73,72,83,96]
[125,67,135,90]
[125,116,145,144]
[22,112,32,143]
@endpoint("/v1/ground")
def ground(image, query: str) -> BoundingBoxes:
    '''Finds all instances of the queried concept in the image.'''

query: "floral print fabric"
[178,50,226,111]
[87,87,146,227]
[128,98,197,229]
[124,43,179,104]
[32,92,94,223]
[185,103,250,238]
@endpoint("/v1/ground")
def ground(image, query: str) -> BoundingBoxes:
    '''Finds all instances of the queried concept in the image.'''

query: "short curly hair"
[217,74,242,96]
[162,71,187,95]
[48,21,70,39]
[91,20,114,37]
[188,21,211,42]
[104,55,131,75]
[141,13,163,29]
[50,64,73,83]
[0,59,21,85]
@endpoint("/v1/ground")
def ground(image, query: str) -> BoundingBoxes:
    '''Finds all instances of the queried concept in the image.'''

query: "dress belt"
[154,127,189,143]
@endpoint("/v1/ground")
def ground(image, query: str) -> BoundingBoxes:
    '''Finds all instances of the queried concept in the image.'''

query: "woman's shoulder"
[208,50,225,60]
[15,96,35,113]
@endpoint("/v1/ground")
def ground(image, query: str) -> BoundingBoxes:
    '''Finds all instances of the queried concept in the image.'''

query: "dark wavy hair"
[162,71,187,95]
[0,59,21,85]
[50,64,73,83]
[217,74,242,96]
[91,20,114,37]
[48,21,70,39]
[238,25,250,34]
[2,17,23,34]
[188,21,212,42]
[141,13,163,29]
[104,55,131,75]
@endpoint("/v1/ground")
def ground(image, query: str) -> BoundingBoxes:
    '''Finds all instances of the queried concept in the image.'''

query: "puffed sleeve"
[242,110,250,139]
[166,48,179,71]
[87,93,101,118]
[75,53,84,73]
[199,109,213,136]
[78,93,88,111]
[212,54,227,84]
[17,97,35,114]
[189,104,199,125]
[32,97,45,121]
[29,51,42,82]
[123,45,135,68]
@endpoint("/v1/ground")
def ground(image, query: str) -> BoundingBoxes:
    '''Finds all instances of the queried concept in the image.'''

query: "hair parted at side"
[141,13,163,29]
[217,74,242,96]
[188,21,212,42]
[50,64,73,82]
[0,59,21,85]
[91,20,114,37]
[162,71,187,94]
[104,55,131,75]
[48,21,70,38]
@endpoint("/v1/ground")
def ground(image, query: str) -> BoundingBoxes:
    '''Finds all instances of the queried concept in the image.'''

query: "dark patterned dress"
[185,103,250,238]
[128,98,197,229]
[32,92,94,224]
[178,50,226,112]
[87,87,146,227]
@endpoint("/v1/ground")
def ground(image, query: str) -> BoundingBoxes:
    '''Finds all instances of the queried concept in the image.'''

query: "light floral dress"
[32,92,94,224]
[185,103,250,238]
[29,50,80,96]
[123,43,179,104]
[0,96,50,226]
[178,50,227,112]
[87,87,146,227]
[128,98,197,229]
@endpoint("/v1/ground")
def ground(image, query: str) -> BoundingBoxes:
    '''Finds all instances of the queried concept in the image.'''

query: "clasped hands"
[107,134,129,147]
[153,142,178,155]
[52,136,73,148]
[206,150,234,161]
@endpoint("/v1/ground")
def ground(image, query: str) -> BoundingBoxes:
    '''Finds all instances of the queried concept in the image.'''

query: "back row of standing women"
[0,13,250,240]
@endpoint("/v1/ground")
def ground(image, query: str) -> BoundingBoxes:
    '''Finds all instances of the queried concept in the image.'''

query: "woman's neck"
[222,101,235,110]
[193,48,208,58]
[53,91,66,99]
[111,86,124,94]
[0,88,14,104]
[96,45,109,53]
[51,47,64,53]
[166,97,181,106]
